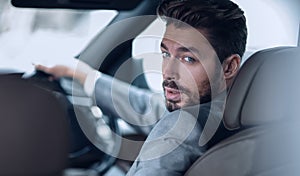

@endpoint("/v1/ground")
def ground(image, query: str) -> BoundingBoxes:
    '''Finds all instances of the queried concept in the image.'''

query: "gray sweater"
[94,73,227,175]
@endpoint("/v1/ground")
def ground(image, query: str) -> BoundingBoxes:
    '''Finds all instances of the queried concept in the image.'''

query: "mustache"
[162,80,187,92]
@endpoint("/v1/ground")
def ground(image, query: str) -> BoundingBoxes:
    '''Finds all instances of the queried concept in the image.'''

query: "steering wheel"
[24,70,120,174]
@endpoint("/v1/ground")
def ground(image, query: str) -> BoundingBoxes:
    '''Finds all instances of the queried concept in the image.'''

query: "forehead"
[163,24,212,50]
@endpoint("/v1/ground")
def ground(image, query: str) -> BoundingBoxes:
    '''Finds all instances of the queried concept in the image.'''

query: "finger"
[34,64,44,70]
[35,64,50,73]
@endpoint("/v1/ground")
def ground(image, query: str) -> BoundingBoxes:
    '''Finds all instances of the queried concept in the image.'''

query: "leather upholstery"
[186,122,300,176]
[185,47,300,176]
[0,75,69,176]
[224,47,300,129]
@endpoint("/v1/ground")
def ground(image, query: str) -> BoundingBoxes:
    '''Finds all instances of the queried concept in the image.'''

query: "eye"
[181,56,196,63]
[162,51,171,59]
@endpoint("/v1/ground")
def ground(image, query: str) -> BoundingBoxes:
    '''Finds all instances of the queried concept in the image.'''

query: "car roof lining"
[11,0,143,11]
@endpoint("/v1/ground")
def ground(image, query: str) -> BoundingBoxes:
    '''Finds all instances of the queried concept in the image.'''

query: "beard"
[162,79,212,112]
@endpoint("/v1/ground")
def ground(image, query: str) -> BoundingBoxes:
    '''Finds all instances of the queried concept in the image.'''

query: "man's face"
[161,24,222,111]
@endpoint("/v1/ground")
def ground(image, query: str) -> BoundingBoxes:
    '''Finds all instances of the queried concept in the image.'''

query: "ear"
[222,54,241,80]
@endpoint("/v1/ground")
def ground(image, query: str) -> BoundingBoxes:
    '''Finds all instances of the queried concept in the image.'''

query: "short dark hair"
[157,0,247,62]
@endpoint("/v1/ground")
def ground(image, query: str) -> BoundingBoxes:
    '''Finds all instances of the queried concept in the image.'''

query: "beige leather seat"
[0,75,69,176]
[186,47,300,176]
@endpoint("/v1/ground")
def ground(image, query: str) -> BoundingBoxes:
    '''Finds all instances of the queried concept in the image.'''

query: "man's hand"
[35,64,74,78]
[35,60,94,85]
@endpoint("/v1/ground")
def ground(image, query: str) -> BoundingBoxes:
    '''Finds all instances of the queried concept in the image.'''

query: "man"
[36,0,247,175]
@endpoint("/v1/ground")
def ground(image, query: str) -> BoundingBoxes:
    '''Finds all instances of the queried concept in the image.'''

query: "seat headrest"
[224,47,300,130]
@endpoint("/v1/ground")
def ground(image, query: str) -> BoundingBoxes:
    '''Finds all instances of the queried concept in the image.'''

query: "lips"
[164,87,181,102]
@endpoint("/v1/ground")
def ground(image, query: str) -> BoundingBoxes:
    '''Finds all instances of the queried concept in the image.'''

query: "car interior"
[0,74,69,176]
[185,47,300,176]
[0,0,299,175]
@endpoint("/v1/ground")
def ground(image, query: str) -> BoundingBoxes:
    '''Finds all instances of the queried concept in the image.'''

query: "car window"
[132,18,165,92]
[0,0,117,72]
[232,0,300,61]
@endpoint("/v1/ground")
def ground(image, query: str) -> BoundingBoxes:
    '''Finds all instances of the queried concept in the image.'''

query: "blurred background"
[0,0,117,71]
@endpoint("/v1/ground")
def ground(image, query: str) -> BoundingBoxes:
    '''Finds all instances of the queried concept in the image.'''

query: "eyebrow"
[160,42,200,56]
[160,42,168,50]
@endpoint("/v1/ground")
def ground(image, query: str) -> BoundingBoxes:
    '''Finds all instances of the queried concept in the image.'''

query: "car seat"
[185,47,300,176]
[0,75,69,176]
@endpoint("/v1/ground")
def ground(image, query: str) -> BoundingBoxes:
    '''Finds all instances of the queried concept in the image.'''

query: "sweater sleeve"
[87,72,166,135]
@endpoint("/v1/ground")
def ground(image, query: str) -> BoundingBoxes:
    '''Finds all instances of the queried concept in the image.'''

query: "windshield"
[0,0,117,72]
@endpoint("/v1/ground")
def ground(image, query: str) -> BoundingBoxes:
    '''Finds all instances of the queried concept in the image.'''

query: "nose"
[162,57,180,80]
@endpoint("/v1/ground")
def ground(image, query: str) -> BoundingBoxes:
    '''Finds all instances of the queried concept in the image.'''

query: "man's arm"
[36,61,166,134]
[93,73,166,134]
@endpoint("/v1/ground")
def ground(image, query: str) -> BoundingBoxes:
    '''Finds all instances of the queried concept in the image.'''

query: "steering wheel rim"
[1,71,121,175]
